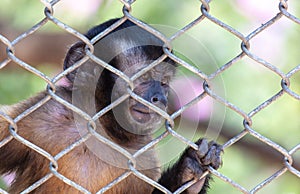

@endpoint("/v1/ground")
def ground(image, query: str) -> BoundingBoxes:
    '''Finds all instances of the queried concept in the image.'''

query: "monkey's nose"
[151,94,167,106]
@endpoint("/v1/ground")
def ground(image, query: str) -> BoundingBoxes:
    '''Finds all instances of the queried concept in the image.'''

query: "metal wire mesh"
[0,0,299,193]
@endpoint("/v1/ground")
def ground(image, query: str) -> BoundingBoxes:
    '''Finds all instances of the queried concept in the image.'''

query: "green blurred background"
[0,0,300,193]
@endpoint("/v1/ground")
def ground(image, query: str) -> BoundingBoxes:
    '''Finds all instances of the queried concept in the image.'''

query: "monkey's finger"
[211,145,223,169]
[196,138,209,158]
[202,143,223,169]
[201,144,217,166]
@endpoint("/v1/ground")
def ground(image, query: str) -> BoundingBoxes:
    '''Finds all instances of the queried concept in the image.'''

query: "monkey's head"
[64,19,176,135]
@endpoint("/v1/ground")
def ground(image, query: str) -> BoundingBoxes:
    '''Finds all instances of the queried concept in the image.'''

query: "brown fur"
[0,87,160,193]
[0,19,222,194]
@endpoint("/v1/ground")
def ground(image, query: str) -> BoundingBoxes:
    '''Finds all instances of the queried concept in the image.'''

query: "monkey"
[0,18,222,193]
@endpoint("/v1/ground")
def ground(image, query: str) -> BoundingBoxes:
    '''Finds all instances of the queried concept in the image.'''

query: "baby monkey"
[0,18,222,193]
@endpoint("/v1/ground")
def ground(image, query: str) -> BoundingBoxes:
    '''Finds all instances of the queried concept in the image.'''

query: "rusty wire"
[0,0,300,193]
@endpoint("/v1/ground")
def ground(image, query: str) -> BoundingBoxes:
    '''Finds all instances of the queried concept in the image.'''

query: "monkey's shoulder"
[0,86,77,142]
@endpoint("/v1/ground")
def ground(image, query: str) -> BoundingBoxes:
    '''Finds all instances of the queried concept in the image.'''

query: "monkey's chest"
[55,144,161,193]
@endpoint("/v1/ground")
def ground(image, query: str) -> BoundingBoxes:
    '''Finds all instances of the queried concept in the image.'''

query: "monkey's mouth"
[130,106,154,123]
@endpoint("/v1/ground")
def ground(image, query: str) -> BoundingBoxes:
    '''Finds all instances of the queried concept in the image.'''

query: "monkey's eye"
[161,78,169,86]
[141,73,150,81]
[161,81,169,89]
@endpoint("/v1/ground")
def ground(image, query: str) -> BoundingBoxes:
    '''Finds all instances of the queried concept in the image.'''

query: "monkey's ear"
[63,42,86,83]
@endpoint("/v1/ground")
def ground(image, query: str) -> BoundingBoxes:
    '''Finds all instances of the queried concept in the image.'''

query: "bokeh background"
[0,0,300,193]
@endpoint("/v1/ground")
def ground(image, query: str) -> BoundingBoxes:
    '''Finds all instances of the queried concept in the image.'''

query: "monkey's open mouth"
[130,106,153,123]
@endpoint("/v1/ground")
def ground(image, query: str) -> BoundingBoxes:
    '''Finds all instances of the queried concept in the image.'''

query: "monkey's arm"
[0,106,26,174]
[0,93,48,174]
[152,139,222,194]
[0,90,74,192]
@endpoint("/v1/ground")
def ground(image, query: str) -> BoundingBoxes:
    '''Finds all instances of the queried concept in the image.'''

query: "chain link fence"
[0,0,300,193]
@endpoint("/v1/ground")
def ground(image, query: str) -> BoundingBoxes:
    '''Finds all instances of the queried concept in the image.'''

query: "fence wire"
[0,0,300,193]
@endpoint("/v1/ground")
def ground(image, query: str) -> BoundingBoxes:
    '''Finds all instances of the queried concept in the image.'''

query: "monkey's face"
[129,80,167,123]
[111,61,175,134]
[130,64,172,122]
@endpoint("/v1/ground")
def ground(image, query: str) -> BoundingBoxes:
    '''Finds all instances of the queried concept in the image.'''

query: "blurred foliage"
[0,0,300,193]
[0,66,55,104]
[0,179,6,191]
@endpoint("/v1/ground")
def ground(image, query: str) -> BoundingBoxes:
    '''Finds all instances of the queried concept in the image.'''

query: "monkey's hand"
[179,139,222,194]
[153,138,223,194]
